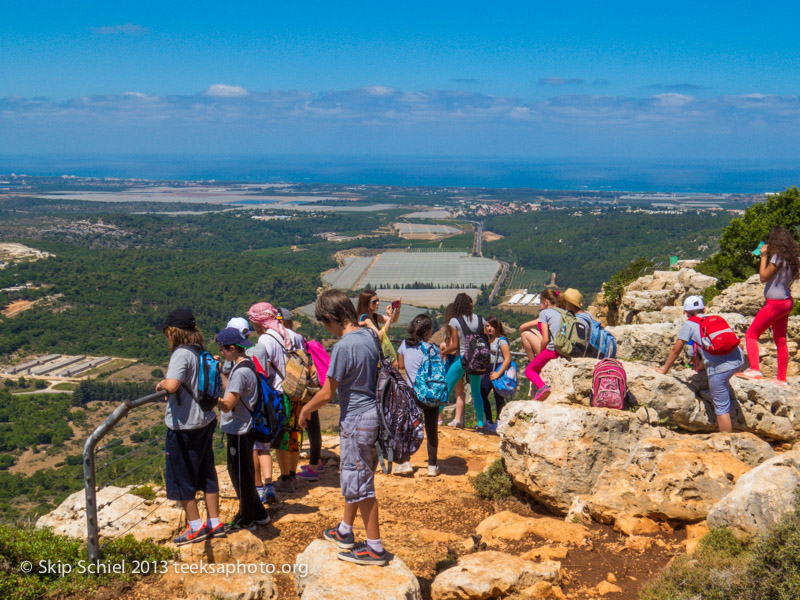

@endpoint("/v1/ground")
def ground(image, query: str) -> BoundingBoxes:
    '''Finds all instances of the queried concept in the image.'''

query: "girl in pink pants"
[737,226,799,386]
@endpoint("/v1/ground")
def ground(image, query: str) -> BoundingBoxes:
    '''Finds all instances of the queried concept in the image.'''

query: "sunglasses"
[370,299,380,305]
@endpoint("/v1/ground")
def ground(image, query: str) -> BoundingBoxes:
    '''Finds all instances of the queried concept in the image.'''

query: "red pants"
[524,349,559,388]
[745,298,793,380]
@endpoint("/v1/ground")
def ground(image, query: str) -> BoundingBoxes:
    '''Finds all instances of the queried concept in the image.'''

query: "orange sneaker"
[770,378,788,388]
[735,369,763,380]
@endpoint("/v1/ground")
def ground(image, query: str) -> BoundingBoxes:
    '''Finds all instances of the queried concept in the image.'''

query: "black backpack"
[458,315,491,375]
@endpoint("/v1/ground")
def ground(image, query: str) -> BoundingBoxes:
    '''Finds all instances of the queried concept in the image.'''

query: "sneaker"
[474,426,487,435]
[532,385,551,401]
[338,542,389,566]
[301,463,324,473]
[437,419,444,426]
[427,465,440,477]
[297,468,319,482]
[206,521,227,539]
[274,477,296,493]
[323,526,355,549]
[735,369,764,380]
[173,524,209,545]
[262,484,276,505]
[393,461,414,475]
[770,378,789,388]
[484,422,498,434]
[254,515,271,526]
[446,420,463,428]
[225,519,256,533]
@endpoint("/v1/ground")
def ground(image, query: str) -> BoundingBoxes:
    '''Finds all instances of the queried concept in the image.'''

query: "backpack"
[458,315,491,375]
[591,359,627,410]
[585,316,617,359]
[412,342,449,407]
[490,338,519,398]
[306,339,331,384]
[553,309,592,358]
[265,331,322,404]
[235,359,289,445]
[688,315,740,356]
[179,347,221,412]
[372,333,425,473]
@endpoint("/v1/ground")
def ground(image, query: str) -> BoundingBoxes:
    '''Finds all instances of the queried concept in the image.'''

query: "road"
[489,260,509,303]
[464,220,483,256]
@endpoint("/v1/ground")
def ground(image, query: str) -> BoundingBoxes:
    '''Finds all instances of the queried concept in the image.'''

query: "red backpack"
[688,315,740,356]
[591,359,627,410]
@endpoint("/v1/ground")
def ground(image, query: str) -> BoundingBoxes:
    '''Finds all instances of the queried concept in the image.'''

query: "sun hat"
[562,288,584,309]
[157,308,196,331]
[215,327,254,348]
[683,295,705,311]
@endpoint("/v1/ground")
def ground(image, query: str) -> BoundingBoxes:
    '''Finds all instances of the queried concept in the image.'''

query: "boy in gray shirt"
[298,289,387,566]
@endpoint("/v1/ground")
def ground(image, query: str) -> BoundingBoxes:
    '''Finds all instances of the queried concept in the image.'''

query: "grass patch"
[129,485,156,501]
[52,382,78,391]
[640,503,800,600]
[472,458,514,501]
[0,524,177,600]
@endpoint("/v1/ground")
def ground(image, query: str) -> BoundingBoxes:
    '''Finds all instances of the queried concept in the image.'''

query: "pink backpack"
[306,339,331,385]
[591,358,628,410]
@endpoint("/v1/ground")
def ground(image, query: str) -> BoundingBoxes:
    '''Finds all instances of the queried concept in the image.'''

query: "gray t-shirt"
[449,314,482,356]
[327,328,379,420]
[678,320,745,377]
[164,345,217,431]
[490,337,510,369]
[398,340,428,387]
[220,360,258,435]
[765,254,794,300]
[538,308,562,351]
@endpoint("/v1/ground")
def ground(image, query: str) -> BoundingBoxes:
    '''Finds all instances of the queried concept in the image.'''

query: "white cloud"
[205,84,249,98]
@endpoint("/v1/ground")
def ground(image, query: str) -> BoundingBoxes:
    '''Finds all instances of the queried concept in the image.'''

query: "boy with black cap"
[216,327,271,531]
[155,308,223,544]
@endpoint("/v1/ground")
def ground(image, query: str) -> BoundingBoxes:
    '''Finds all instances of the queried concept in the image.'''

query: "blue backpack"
[235,360,289,445]
[413,343,449,407]
[583,315,617,359]
[180,347,222,411]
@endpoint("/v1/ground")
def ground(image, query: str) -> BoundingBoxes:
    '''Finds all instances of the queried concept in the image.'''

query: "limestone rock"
[499,402,673,514]
[295,539,421,600]
[164,563,276,600]
[709,274,800,317]
[475,511,591,546]
[585,434,771,523]
[519,581,566,599]
[430,551,560,600]
[565,496,592,526]
[633,306,686,324]
[178,529,265,564]
[595,580,623,595]
[36,485,183,543]
[613,514,661,536]
[617,269,718,324]
[707,448,800,539]
[607,322,678,364]
[543,358,800,442]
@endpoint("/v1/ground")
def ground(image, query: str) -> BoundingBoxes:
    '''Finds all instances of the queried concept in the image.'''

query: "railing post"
[83,391,166,562]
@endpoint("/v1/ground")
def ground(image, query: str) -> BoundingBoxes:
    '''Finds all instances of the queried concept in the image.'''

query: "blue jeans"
[446,357,485,427]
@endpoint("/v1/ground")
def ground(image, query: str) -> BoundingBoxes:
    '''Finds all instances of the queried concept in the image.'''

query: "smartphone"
[390,300,401,310]
[752,241,765,256]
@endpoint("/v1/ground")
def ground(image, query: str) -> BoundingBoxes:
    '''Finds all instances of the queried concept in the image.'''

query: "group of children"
[153,225,798,565]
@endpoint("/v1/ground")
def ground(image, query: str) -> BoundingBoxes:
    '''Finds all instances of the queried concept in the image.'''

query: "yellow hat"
[562,288,583,309]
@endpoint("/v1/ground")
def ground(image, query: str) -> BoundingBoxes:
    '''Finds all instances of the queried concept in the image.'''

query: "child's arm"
[218,391,239,413]
[490,342,512,380]
[155,379,181,393]
[656,339,685,374]
[519,319,539,333]
[298,377,339,428]
[758,244,779,283]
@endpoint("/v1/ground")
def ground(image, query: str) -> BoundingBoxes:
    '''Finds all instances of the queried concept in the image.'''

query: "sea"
[0,155,798,194]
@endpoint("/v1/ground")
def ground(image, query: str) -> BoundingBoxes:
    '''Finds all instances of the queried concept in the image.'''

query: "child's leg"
[520,329,543,362]
[358,497,380,540]
[307,409,322,469]
[772,302,793,380]
[446,359,467,423]
[745,301,782,372]
[524,349,558,389]
[469,374,485,427]
[422,404,439,466]
[480,373,493,423]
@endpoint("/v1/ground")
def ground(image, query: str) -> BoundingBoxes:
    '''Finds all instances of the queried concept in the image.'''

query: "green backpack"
[553,308,592,358]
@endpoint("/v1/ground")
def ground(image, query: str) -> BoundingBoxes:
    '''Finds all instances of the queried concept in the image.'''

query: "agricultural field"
[401,210,452,219]
[376,287,479,308]
[361,251,500,288]
[393,222,460,238]
[321,256,373,289]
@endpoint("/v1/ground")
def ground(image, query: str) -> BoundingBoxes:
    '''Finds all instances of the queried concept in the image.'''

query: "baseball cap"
[157,308,196,331]
[226,317,250,335]
[277,308,293,321]
[215,327,254,348]
[683,295,705,311]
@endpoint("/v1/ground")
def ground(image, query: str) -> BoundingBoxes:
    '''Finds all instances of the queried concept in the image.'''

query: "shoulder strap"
[456,315,472,334]
[230,359,258,416]
[369,328,385,361]
[687,316,703,325]
[178,345,202,403]
[261,332,286,379]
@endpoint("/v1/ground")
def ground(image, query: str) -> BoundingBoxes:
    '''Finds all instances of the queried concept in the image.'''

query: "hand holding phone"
[390,300,401,310]
[752,241,766,256]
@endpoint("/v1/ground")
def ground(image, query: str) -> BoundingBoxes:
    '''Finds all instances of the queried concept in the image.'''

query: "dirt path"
[128,425,683,600]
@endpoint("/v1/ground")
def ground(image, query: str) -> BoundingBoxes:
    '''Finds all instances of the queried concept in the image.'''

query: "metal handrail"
[83,390,167,562]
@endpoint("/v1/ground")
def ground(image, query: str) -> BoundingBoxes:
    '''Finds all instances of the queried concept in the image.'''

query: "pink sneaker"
[735,369,764,380]
[770,378,788,388]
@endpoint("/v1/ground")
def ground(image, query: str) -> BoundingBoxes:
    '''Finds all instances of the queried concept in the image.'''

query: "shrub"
[602,257,654,323]
[129,485,156,501]
[472,458,514,501]
[150,368,164,378]
[740,504,800,600]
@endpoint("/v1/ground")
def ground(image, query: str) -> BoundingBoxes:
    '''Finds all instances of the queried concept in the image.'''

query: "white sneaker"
[393,461,413,475]
[427,465,440,477]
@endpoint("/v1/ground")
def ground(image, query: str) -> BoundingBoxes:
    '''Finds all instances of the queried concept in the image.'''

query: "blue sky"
[3,1,800,160]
